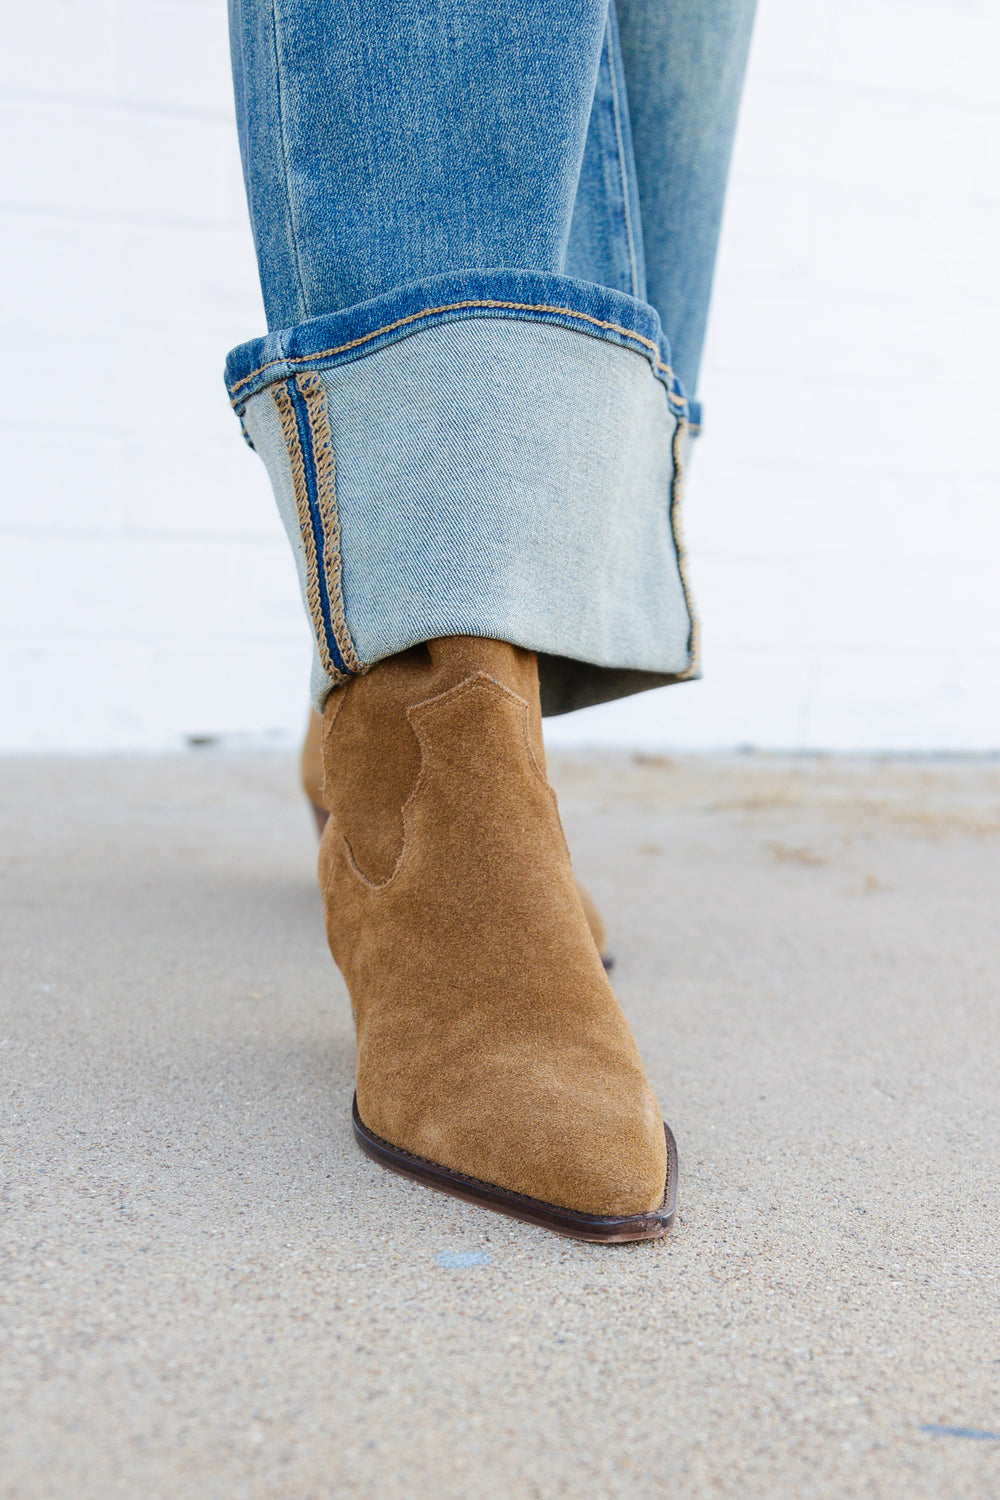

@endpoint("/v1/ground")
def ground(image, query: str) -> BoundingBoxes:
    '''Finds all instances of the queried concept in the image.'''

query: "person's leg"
[292,0,755,963]
[227,0,694,717]
[225,0,749,1235]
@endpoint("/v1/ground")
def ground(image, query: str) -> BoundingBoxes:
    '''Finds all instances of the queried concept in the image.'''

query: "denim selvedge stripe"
[272,374,361,682]
[227,0,755,712]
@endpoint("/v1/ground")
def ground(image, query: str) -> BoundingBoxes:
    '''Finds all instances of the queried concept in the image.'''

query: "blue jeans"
[226,0,755,714]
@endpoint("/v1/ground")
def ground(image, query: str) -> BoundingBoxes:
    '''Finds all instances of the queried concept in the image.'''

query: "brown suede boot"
[317,637,676,1240]
[302,705,614,968]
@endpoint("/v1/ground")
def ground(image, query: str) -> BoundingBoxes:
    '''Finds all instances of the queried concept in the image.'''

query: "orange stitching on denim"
[230,299,678,398]
[271,382,349,687]
[296,373,362,676]
[668,416,699,679]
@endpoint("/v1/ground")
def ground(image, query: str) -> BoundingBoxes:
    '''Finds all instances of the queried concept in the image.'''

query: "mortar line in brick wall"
[0,86,236,124]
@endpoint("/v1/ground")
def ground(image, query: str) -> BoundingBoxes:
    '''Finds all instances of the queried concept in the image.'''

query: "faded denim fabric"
[226,0,755,713]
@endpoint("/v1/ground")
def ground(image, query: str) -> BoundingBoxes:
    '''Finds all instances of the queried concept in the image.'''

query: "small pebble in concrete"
[436,1251,491,1268]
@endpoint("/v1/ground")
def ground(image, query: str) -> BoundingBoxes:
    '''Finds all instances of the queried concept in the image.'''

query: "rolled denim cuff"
[226,269,699,716]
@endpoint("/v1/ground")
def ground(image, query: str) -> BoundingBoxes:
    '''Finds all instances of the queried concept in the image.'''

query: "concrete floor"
[2,749,1000,1498]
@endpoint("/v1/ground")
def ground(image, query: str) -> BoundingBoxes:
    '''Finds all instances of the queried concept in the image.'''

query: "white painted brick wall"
[2,0,999,750]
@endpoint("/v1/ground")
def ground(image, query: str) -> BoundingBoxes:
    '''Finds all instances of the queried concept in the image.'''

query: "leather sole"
[310,799,615,971]
[352,1095,678,1243]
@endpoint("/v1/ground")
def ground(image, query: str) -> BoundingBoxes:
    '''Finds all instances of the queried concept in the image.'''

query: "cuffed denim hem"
[226,270,700,716]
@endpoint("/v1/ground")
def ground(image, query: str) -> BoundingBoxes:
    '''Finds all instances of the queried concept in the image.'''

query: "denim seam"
[271,380,355,684]
[668,416,699,678]
[296,373,363,676]
[229,299,680,398]
[286,379,350,676]
[268,0,309,323]
[605,26,640,302]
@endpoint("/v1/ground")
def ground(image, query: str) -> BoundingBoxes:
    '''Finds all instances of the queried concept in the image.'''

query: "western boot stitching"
[328,672,550,895]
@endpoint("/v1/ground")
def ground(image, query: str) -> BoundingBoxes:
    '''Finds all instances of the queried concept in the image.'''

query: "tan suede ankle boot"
[302,704,614,968]
[317,637,676,1241]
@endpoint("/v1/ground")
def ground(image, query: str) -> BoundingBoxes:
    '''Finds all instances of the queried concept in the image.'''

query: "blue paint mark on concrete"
[436,1250,491,1269]
[921,1424,1000,1441]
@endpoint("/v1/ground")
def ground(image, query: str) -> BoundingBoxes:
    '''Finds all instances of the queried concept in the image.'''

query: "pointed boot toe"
[359,1066,669,1220]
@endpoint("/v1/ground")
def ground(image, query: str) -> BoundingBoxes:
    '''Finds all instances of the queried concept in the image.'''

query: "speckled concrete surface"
[2,750,1000,1499]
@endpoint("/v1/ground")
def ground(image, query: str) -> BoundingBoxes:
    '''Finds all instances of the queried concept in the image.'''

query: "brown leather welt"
[352,1096,678,1240]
